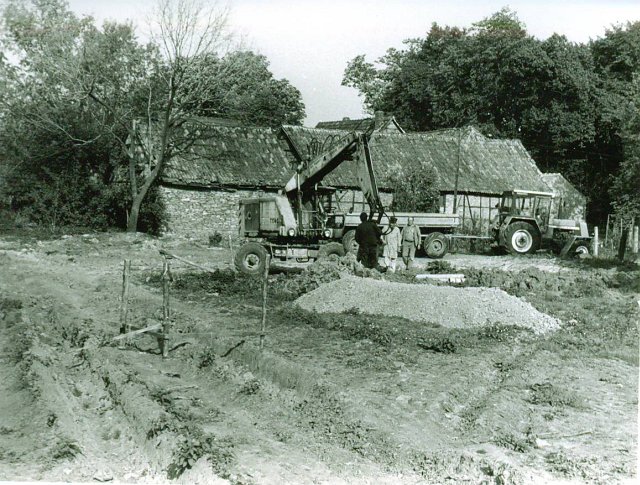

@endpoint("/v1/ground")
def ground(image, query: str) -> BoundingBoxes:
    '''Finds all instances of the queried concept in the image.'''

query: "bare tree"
[117,0,235,231]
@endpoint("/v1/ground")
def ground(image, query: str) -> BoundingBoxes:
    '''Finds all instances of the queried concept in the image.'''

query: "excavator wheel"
[504,222,540,255]
[234,242,269,275]
[318,242,345,259]
[342,230,359,254]
[423,232,448,259]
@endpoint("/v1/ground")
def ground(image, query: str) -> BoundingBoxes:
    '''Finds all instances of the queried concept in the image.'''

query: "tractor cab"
[498,190,553,233]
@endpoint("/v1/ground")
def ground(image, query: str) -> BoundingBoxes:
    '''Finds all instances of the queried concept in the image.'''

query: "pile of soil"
[295,276,560,334]
[272,254,382,298]
[462,266,640,296]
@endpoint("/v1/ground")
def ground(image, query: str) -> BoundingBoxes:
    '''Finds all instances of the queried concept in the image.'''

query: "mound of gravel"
[295,276,560,334]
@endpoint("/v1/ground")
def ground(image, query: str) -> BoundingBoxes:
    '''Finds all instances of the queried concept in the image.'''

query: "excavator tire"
[504,222,540,255]
[423,232,448,259]
[342,230,359,254]
[234,242,268,275]
[318,242,345,259]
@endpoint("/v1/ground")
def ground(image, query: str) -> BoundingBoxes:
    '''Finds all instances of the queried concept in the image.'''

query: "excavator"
[233,132,385,274]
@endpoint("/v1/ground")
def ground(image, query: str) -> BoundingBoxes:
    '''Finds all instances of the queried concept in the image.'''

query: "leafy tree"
[343,9,639,225]
[610,74,640,221]
[388,165,440,213]
[0,0,305,232]
[185,51,305,126]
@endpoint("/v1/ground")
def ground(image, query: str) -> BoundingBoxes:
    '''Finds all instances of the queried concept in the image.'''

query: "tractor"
[493,189,590,256]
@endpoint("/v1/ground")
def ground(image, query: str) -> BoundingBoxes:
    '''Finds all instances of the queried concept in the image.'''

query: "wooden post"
[617,228,629,262]
[633,226,639,254]
[161,256,171,358]
[119,259,131,346]
[259,255,271,350]
[605,214,610,249]
[592,226,599,258]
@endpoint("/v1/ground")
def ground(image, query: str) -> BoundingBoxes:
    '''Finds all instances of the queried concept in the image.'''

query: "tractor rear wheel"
[342,230,359,254]
[504,222,540,255]
[234,242,268,275]
[423,232,448,259]
[318,242,345,259]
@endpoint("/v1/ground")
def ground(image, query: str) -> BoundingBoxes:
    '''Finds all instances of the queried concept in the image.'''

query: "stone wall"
[159,185,394,242]
[159,185,270,242]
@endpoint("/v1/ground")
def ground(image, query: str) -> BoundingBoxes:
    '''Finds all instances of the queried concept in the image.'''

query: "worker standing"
[382,216,402,273]
[355,212,382,269]
[401,217,421,270]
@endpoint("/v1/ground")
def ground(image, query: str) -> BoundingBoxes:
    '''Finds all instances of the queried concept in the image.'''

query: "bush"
[2,147,166,235]
[388,164,440,212]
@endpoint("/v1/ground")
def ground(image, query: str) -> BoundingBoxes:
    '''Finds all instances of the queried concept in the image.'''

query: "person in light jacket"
[382,217,402,273]
[401,217,421,270]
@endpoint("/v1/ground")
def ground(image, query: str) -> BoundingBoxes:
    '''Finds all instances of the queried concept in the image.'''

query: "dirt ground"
[0,232,637,484]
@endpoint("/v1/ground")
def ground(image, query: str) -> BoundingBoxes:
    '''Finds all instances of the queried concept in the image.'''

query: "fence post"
[161,256,171,358]
[618,228,629,262]
[593,226,599,258]
[259,255,271,350]
[119,259,131,347]
[605,214,610,249]
[633,226,639,254]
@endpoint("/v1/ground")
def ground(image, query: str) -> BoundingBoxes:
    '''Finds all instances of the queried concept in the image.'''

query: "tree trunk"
[126,199,141,232]
[126,180,155,232]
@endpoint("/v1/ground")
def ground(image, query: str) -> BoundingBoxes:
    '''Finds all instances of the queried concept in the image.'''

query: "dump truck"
[233,131,459,274]
[493,189,590,256]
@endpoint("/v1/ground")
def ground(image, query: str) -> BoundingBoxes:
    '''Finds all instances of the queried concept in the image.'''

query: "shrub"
[388,164,440,212]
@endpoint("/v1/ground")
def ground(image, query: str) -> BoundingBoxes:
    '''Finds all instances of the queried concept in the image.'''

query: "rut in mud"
[0,234,637,484]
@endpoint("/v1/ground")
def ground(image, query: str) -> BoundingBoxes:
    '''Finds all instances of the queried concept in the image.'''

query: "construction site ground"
[0,231,637,484]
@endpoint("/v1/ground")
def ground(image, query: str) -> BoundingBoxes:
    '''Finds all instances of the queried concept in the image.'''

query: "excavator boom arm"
[285,132,384,221]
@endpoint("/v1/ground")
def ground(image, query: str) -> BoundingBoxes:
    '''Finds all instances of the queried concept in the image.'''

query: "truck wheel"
[504,222,540,255]
[234,242,268,275]
[318,242,345,259]
[575,245,589,257]
[423,232,448,259]
[342,230,359,254]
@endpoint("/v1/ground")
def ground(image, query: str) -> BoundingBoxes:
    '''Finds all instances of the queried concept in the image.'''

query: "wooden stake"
[593,226,599,258]
[633,226,639,254]
[119,259,131,345]
[605,214,610,248]
[618,228,629,262]
[259,255,271,350]
[161,257,171,358]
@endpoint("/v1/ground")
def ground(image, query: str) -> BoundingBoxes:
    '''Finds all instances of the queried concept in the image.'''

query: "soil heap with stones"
[295,276,561,334]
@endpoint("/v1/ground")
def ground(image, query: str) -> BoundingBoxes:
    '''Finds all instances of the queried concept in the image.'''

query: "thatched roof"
[281,125,549,194]
[161,121,550,194]
[541,173,585,200]
[162,123,297,188]
[315,115,404,133]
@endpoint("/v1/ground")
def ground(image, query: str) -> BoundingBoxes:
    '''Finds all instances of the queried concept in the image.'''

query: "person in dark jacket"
[355,212,382,269]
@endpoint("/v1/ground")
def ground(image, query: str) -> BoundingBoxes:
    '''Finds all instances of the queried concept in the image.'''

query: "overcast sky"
[67,0,640,126]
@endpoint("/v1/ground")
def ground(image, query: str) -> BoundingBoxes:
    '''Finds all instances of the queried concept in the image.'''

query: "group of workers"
[354,212,421,272]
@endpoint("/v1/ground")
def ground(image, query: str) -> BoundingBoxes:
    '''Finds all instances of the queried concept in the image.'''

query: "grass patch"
[528,382,584,408]
[273,305,529,358]
[167,430,234,479]
[51,436,82,461]
[494,429,536,453]
[577,258,639,272]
